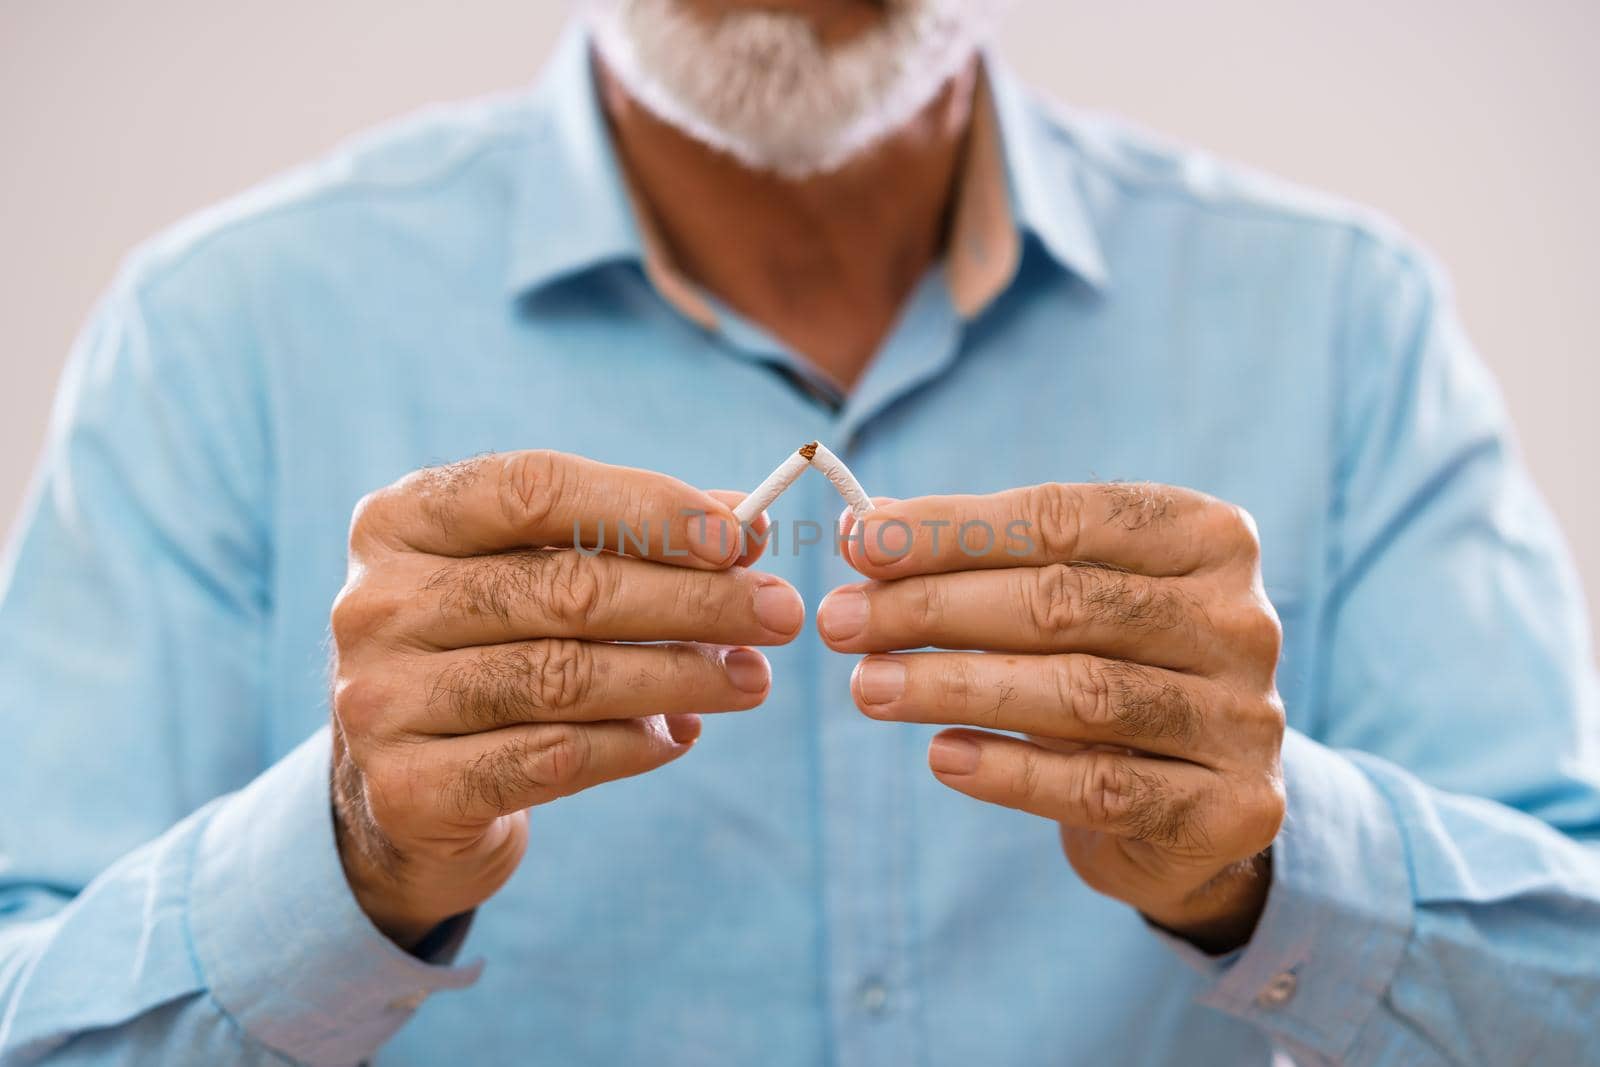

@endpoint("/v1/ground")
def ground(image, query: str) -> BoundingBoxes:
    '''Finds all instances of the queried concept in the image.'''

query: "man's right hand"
[328,450,802,948]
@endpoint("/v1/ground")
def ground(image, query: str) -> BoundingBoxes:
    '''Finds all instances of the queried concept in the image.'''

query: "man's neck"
[596,55,978,391]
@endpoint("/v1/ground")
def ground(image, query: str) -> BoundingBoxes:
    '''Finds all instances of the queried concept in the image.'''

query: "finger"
[400,549,805,649]
[708,489,770,567]
[355,450,744,567]
[836,497,900,539]
[817,566,1205,669]
[850,652,1224,764]
[841,483,1258,579]
[426,716,698,820]
[925,728,1219,849]
[411,641,770,734]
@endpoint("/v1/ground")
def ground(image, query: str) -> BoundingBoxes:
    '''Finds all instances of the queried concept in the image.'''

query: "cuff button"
[1255,970,1298,1008]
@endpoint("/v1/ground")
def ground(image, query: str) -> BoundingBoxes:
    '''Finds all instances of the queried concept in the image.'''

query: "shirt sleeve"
[1153,230,1600,1064]
[0,258,480,1066]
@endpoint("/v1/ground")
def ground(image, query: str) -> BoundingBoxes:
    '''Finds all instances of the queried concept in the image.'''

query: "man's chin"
[584,0,1000,179]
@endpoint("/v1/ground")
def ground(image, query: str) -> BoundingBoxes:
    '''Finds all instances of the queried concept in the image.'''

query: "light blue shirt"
[3,27,1599,1067]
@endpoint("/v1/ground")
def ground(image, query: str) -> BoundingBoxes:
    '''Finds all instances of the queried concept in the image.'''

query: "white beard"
[581,0,1006,179]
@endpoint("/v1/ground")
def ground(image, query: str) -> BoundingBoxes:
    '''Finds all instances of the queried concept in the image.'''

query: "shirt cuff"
[185,727,484,1067]
[1149,729,1414,1061]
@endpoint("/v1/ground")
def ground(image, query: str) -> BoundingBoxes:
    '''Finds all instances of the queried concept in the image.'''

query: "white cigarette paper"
[732,447,812,525]
[731,441,877,525]
[808,443,876,519]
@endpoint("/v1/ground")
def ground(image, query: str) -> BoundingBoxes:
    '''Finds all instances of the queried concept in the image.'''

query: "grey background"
[2,1,1596,654]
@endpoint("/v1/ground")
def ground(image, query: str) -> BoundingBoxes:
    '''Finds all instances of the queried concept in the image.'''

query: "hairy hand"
[329,451,803,947]
[820,483,1286,953]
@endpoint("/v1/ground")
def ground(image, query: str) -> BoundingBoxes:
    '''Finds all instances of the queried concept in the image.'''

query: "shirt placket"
[670,267,966,1067]
[814,277,964,1067]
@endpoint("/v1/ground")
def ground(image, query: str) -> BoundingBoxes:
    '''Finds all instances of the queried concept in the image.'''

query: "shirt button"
[1255,971,1298,1008]
[387,990,429,1013]
[857,978,890,1015]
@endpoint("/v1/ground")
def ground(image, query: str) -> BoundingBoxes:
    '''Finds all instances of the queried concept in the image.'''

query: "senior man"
[2,1,1598,1064]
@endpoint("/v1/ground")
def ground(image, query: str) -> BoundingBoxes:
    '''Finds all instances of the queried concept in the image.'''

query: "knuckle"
[673,568,726,627]
[1062,656,1115,731]
[1078,756,1204,849]
[941,656,976,702]
[498,449,563,532]
[522,725,589,794]
[1062,659,1113,735]
[1213,503,1262,560]
[911,575,947,631]
[329,583,374,644]
[1258,691,1287,742]
[536,550,604,627]
[1030,483,1082,559]
[1221,594,1283,665]
[648,644,700,694]
[346,489,390,550]
[1013,746,1044,802]
[527,639,595,714]
[620,480,672,543]
[1258,774,1288,843]
[1079,753,1142,829]
[1049,656,1079,720]
[1248,598,1284,658]
[334,562,419,649]
[1026,563,1081,636]
[331,674,391,736]
[938,657,984,719]
[431,643,590,731]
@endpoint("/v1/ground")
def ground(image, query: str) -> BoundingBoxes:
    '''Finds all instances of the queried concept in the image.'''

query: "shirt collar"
[983,53,1110,294]
[506,27,1108,320]
[507,28,696,307]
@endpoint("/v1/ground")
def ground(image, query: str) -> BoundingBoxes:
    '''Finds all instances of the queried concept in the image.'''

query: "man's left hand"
[819,482,1287,954]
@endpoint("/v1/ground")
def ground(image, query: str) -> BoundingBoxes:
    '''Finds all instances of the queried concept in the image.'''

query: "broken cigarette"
[732,446,812,525]
[731,441,876,525]
[808,442,875,520]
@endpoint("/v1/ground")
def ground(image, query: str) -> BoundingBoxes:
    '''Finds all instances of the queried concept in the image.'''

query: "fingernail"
[817,589,869,641]
[666,713,702,744]
[862,517,912,566]
[723,648,770,694]
[690,514,736,565]
[928,735,980,775]
[753,581,804,635]
[856,657,905,705]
